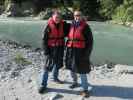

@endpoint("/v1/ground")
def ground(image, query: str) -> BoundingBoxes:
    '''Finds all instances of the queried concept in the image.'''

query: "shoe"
[80,90,90,98]
[38,86,47,94]
[69,83,79,89]
[54,79,64,84]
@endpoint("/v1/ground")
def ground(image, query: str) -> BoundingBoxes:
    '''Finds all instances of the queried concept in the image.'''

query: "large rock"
[114,64,133,74]
[35,8,73,20]
[4,2,22,17]
[61,7,73,20]
[21,1,34,17]
[35,8,52,20]
[0,5,4,15]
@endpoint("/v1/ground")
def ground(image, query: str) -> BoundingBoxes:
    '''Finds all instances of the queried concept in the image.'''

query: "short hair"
[52,10,61,16]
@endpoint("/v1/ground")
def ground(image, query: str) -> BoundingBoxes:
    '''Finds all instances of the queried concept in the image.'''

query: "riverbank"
[0,40,133,100]
[108,20,133,28]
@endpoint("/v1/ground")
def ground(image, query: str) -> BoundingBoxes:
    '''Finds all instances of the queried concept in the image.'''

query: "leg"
[52,64,59,81]
[69,71,79,89]
[41,69,49,87]
[38,69,49,94]
[69,54,79,88]
[80,74,90,97]
[52,64,63,84]
[80,74,89,91]
[71,71,78,84]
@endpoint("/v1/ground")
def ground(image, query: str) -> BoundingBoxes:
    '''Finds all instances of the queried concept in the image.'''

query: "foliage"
[80,0,99,17]
[99,0,119,19]
[112,0,133,23]
[14,53,32,66]
[0,0,133,22]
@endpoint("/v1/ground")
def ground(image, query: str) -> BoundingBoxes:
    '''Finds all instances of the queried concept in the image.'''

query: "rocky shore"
[0,40,133,100]
[108,20,133,28]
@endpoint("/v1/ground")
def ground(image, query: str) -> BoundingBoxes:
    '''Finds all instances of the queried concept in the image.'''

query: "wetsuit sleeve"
[83,24,94,55]
[42,25,50,55]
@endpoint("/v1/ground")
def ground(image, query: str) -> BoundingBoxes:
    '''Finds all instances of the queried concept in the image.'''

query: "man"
[39,11,69,94]
[65,10,93,97]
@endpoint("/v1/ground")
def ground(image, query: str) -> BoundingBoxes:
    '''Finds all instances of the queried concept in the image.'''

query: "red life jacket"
[67,20,86,48]
[47,18,64,47]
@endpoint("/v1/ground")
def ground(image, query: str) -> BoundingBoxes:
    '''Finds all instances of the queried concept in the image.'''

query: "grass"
[14,53,32,66]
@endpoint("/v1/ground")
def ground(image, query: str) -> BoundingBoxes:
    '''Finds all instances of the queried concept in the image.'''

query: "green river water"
[0,18,133,65]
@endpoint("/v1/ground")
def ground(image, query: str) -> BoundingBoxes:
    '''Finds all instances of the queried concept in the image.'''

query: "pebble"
[0,39,133,100]
[49,93,63,100]
[0,40,44,80]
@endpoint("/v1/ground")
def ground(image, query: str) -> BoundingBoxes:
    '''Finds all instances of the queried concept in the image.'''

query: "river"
[0,18,133,65]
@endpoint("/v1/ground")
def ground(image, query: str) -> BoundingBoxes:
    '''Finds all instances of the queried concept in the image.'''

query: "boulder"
[4,2,23,17]
[35,7,73,20]
[114,64,133,74]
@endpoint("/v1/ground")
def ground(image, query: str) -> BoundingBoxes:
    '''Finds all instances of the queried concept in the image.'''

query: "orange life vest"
[67,21,86,48]
[47,18,64,47]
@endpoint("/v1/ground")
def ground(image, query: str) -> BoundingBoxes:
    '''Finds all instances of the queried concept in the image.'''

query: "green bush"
[112,0,133,24]
[112,5,128,24]
[72,0,80,10]
[14,53,32,66]
[99,0,118,19]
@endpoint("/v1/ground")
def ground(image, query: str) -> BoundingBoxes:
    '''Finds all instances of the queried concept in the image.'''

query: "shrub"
[14,53,32,66]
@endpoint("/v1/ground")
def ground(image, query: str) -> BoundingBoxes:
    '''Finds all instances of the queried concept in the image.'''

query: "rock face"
[35,8,52,20]
[1,1,34,17]
[35,8,73,20]
[1,0,73,19]
[0,40,44,81]
[114,64,133,74]
[0,5,4,15]
[4,2,22,17]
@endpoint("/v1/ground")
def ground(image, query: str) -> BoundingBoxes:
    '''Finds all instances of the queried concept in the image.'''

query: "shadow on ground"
[45,84,133,99]
[91,85,133,99]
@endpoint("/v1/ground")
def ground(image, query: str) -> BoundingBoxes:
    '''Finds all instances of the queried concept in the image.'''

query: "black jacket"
[42,21,70,70]
[65,22,93,74]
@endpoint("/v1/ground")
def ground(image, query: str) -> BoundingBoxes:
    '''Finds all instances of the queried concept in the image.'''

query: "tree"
[80,0,99,19]
[99,0,119,19]
[112,0,133,23]
[71,0,100,20]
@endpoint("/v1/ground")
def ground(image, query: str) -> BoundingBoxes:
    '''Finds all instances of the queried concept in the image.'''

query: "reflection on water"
[0,18,133,65]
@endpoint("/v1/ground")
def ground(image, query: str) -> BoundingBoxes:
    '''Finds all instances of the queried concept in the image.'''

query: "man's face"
[74,11,82,22]
[52,14,61,24]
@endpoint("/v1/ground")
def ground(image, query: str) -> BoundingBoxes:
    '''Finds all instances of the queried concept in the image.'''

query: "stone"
[28,79,32,83]
[130,23,133,28]
[10,71,20,78]
[4,2,22,17]
[114,64,133,74]
[49,93,63,100]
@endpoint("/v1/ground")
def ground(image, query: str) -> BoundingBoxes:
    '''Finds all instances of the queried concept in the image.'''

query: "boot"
[69,83,79,89]
[38,86,47,94]
[80,90,90,98]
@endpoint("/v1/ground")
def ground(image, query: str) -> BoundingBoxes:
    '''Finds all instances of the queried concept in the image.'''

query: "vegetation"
[0,0,133,22]
[14,53,32,66]
[100,0,133,24]
[112,0,133,24]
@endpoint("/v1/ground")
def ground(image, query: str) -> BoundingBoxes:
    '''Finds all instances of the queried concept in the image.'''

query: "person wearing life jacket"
[39,10,70,94]
[65,10,93,97]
